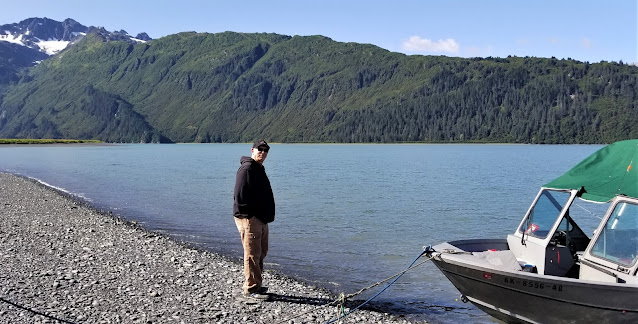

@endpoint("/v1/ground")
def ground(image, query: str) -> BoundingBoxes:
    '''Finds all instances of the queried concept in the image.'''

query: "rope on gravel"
[0,295,77,323]
[276,249,433,324]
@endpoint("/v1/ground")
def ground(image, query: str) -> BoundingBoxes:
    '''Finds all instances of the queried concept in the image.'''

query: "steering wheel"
[551,230,568,246]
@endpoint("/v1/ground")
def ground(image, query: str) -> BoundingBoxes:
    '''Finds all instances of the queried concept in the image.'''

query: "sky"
[0,0,636,64]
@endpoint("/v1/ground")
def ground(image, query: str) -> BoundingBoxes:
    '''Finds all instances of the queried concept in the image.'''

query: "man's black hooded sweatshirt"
[233,156,275,223]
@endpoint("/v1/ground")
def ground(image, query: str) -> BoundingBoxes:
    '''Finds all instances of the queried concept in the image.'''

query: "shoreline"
[0,172,422,323]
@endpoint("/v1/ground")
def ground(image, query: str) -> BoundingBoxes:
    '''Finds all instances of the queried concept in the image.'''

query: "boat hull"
[430,240,638,324]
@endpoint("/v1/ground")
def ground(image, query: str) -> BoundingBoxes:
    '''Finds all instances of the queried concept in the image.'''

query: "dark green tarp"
[544,139,638,202]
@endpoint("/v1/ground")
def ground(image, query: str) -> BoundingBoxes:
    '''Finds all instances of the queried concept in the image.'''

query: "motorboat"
[425,139,638,323]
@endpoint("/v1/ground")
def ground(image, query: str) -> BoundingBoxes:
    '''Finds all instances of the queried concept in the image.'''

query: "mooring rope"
[276,249,433,324]
[325,250,431,323]
[0,295,76,323]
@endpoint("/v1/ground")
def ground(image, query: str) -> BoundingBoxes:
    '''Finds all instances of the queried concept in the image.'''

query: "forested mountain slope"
[1,30,636,143]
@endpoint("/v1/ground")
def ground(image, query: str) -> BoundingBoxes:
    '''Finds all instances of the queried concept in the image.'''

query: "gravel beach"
[0,172,423,323]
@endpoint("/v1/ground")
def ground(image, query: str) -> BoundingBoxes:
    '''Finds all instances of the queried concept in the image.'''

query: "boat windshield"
[590,201,638,267]
[518,190,571,239]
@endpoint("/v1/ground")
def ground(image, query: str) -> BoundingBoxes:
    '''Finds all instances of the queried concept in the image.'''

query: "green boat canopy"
[544,139,638,202]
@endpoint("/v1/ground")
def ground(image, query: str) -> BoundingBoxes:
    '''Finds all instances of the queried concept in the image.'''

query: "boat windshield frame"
[585,197,638,270]
[516,188,577,242]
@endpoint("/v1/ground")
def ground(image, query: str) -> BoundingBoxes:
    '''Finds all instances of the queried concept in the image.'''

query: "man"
[233,139,275,301]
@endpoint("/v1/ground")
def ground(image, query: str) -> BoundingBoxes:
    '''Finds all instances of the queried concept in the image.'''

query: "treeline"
[0,31,636,143]
[0,138,101,144]
[337,57,637,144]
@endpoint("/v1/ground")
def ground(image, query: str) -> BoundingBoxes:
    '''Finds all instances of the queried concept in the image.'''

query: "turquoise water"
[0,143,603,323]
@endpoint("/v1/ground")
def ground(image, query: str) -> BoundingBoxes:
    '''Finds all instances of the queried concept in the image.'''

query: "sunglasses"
[256,147,269,153]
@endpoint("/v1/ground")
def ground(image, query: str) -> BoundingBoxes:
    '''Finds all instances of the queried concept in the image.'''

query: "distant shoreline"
[0,139,103,145]
[0,139,608,145]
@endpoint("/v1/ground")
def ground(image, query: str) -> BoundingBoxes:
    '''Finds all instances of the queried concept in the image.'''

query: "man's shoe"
[244,292,269,301]
[257,286,268,294]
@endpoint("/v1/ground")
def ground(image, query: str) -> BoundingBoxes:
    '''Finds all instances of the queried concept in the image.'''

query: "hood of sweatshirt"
[240,156,254,165]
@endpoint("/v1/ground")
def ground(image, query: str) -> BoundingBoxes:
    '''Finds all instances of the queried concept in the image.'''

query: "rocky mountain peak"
[135,32,152,41]
[0,17,153,58]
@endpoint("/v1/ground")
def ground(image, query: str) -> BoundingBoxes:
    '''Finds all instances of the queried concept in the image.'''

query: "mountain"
[0,17,153,92]
[0,21,637,143]
[0,17,88,55]
[0,17,152,57]
[0,18,159,142]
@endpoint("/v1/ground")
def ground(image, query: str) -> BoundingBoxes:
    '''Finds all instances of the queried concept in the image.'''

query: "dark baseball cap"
[252,139,270,150]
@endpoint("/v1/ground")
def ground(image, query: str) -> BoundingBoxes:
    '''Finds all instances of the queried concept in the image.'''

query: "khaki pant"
[234,217,269,294]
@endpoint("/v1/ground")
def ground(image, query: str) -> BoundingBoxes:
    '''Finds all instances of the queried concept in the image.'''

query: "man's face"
[251,146,269,163]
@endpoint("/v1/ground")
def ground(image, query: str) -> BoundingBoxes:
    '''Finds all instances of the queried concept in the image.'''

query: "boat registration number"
[503,277,563,292]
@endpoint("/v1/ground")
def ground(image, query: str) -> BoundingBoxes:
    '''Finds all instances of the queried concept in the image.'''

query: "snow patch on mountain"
[130,37,147,43]
[36,39,70,55]
[0,31,25,46]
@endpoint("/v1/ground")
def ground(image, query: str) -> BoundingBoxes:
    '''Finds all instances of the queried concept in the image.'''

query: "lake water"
[0,143,603,323]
